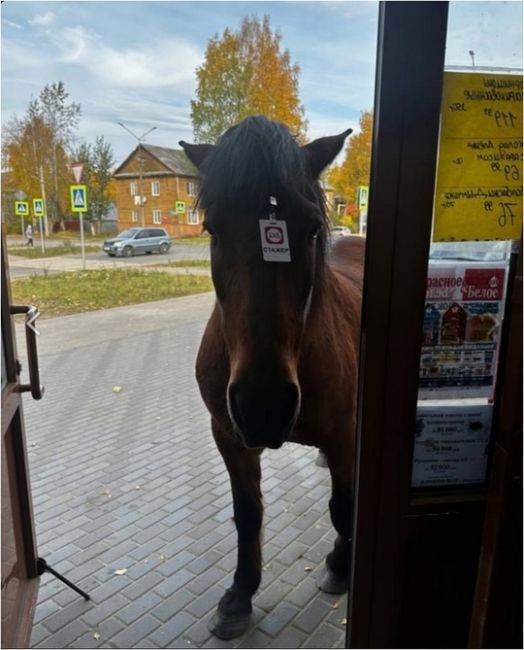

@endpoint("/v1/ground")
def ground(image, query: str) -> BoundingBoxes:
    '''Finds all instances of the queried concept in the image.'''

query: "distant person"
[25,225,34,247]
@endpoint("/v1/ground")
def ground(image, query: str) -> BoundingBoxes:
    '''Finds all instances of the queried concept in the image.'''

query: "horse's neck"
[310,262,362,334]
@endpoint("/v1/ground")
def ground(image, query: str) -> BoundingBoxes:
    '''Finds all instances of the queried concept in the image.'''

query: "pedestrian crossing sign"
[70,185,88,213]
[33,198,45,217]
[15,201,29,216]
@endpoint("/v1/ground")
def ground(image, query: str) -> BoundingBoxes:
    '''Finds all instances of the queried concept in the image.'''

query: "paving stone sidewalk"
[18,293,347,649]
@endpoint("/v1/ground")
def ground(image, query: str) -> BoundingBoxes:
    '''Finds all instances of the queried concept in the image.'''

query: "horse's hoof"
[318,566,349,594]
[209,610,251,640]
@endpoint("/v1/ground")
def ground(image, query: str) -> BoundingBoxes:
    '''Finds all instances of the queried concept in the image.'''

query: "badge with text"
[259,219,291,262]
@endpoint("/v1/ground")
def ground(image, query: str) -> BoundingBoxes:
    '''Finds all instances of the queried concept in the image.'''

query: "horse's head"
[181,116,351,449]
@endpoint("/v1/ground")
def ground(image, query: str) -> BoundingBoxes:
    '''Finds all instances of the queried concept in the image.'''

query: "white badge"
[259,219,291,262]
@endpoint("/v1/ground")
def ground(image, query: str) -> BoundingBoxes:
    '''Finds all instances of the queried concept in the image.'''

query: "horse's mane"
[197,116,329,245]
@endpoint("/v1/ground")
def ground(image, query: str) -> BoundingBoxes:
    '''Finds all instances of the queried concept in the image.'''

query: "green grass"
[154,259,211,268]
[174,235,210,245]
[9,245,101,258]
[11,268,214,317]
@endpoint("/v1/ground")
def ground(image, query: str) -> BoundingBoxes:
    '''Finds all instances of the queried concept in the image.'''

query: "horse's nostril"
[228,384,246,433]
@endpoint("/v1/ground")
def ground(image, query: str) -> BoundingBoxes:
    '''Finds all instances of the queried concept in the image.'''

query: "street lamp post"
[118,123,157,227]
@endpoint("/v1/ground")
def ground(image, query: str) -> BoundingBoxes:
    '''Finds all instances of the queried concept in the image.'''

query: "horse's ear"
[179,141,216,170]
[302,128,353,178]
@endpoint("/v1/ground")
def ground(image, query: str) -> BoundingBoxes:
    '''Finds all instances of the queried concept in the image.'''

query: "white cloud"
[95,40,201,90]
[28,11,56,27]
[2,19,22,30]
[44,24,201,91]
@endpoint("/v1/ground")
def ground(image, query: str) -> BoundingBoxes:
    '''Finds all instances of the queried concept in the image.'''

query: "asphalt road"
[6,242,211,278]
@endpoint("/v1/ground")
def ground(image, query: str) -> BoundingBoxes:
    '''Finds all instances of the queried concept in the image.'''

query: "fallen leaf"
[332,602,340,609]
[304,566,312,572]
[341,618,347,626]
[114,568,127,576]
[101,490,112,498]
[93,632,101,640]
[112,386,122,393]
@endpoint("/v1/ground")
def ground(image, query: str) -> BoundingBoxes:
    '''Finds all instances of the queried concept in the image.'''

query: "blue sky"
[1,1,522,165]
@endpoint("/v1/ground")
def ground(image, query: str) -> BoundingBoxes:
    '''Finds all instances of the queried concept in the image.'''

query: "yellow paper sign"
[433,72,523,242]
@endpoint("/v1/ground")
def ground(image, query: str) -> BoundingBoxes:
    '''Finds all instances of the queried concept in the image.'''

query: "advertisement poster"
[433,72,523,242]
[418,262,507,400]
[412,401,492,488]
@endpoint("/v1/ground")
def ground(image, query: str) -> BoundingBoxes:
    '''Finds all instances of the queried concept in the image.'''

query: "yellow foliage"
[191,15,307,143]
[3,115,71,225]
[329,110,373,205]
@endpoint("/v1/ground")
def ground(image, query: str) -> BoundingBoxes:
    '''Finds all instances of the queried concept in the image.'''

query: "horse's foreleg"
[210,421,263,639]
[319,451,353,594]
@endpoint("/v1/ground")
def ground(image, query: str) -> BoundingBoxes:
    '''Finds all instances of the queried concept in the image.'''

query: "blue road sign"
[70,185,88,212]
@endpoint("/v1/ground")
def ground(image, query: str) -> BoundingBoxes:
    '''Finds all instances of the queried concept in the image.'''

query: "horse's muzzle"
[228,381,300,449]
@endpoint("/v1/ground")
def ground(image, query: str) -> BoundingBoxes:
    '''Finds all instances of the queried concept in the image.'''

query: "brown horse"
[180,116,364,639]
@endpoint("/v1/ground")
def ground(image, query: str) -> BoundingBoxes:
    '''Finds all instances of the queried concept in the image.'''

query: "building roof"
[113,144,198,178]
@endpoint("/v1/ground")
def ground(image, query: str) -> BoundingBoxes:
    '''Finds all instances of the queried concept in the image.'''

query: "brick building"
[113,144,202,237]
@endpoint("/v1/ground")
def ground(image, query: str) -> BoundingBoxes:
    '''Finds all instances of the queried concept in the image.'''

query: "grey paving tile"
[23,300,340,649]
[107,614,160,648]
[267,626,308,648]
[148,612,197,647]
[258,602,300,637]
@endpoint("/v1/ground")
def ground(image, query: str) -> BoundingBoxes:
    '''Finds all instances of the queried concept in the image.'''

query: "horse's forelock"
[198,117,326,223]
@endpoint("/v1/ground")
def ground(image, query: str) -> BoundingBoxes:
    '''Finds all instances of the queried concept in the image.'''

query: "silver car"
[103,227,172,257]
[330,225,352,238]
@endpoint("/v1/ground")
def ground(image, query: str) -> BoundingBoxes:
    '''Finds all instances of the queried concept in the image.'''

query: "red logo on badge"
[265,226,284,245]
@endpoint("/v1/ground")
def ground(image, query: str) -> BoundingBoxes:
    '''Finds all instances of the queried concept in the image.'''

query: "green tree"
[191,15,307,143]
[72,136,116,234]
[328,110,373,231]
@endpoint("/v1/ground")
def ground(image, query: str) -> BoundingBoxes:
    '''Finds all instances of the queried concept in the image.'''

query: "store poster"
[418,261,507,400]
[433,72,523,242]
[412,401,492,487]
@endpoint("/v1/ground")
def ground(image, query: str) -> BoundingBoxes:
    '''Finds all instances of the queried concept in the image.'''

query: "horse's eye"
[310,224,322,240]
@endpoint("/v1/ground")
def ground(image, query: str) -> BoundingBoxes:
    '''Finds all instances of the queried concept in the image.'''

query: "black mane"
[197,116,326,222]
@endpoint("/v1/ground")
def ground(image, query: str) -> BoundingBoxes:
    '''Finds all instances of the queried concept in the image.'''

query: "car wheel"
[159,243,169,254]
[122,246,133,257]
[107,253,115,257]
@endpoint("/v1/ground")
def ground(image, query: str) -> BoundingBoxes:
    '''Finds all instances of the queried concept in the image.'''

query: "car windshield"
[117,229,139,239]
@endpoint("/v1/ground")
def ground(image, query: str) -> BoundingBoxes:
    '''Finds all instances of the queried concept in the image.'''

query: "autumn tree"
[191,15,307,143]
[328,110,373,230]
[2,82,80,233]
[72,136,116,234]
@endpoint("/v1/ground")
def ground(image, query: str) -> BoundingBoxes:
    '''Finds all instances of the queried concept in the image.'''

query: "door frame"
[349,2,522,647]
[1,229,40,648]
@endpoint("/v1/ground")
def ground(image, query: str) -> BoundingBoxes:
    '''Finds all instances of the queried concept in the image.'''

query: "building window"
[187,208,199,225]
[153,209,162,224]
[132,210,139,223]
[151,181,160,196]
[187,181,198,197]
[130,182,139,195]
